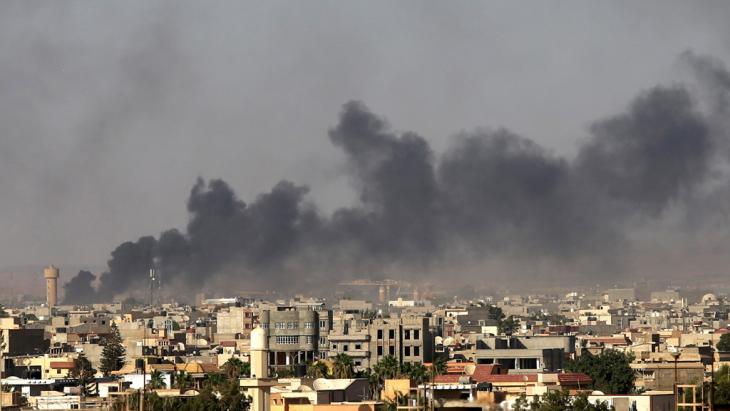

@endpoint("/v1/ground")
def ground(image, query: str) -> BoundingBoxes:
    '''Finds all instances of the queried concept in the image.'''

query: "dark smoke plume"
[63,270,97,304]
[66,52,730,301]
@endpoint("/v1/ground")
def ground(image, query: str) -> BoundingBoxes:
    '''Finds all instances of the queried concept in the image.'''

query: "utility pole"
[0,329,5,411]
[140,319,147,411]
[671,349,681,408]
[711,333,715,411]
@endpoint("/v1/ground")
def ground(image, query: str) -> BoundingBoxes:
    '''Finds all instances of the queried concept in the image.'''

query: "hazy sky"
[2,1,730,271]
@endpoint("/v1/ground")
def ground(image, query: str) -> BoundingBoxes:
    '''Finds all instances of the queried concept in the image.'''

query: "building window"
[377,346,383,356]
[305,336,313,344]
[304,322,315,329]
[377,330,383,339]
[404,330,410,340]
[414,330,420,340]
[275,336,300,345]
[404,346,411,356]
[287,322,297,329]
[274,322,286,329]
[389,330,395,339]
[319,337,327,345]
[319,320,327,329]
[389,346,395,356]
[333,344,338,350]
[355,343,361,350]
[261,323,269,329]
[414,346,420,356]
[343,345,349,352]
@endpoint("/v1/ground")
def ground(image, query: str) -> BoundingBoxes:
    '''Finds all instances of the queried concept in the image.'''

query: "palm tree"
[332,353,354,379]
[173,371,193,392]
[306,361,329,378]
[148,370,166,389]
[429,356,447,380]
[205,372,226,389]
[383,391,410,411]
[373,355,399,381]
[405,363,428,384]
[223,357,250,379]
[370,355,400,401]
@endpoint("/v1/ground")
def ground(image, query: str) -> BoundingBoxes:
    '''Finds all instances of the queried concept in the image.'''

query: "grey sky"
[1,1,729,271]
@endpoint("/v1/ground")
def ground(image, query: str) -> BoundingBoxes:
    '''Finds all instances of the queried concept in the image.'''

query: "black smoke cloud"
[65,52,729,303]
[63,270,97,305]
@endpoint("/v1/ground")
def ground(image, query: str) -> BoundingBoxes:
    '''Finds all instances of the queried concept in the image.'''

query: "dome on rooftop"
[702,293,717,304]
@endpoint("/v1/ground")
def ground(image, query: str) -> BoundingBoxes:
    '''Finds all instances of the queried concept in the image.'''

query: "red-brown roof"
[470,364,501,383]
[445,361,474,374]
[220,341,237,347]
[50,362,76,369]
[557,373,592,385]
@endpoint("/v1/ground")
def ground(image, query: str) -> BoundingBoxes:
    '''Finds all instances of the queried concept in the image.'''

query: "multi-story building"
[465,335,575,372]
[369,315,433,365]
[325,317,371,370]
[259,307,319,373]
[216,306,256,342]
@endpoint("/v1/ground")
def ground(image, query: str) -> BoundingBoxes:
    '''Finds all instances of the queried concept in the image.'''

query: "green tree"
[571,392,612,411]
[219,379,251,411]
[369,356,400,400]
[714,364,730,405]
[148,370,166,389]
[519,391,612,411]
[564,349,635,394]
[332,353,354,379]
[223,357,250,379]
[373,355,400,381]
[306,361,330,378]
[499,316,519,334]
[383,390,410,411]
[70,353,96,396]
[717,334,730,352]
[487,305,505,322]
[430,355,447,378]
[173,371,193,391]
[205,372,226,389]
[99,324,126,376]
[275,366,296,378]
[401,362,428,384]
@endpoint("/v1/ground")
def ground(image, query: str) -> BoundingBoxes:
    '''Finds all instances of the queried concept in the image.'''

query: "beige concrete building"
[216,306,255,342]
[369,315,432,365]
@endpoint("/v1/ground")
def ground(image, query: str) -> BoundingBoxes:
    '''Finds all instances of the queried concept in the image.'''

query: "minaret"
[241,325,276,411]
[250,325,268,378]
[43,265,60,308]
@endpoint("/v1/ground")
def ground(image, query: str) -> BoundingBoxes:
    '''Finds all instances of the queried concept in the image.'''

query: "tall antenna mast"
[149,268,156,307]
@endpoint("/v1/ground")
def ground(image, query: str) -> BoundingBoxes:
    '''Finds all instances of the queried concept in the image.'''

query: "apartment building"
[466,335,575,372]
[259,307,319,373]
[325,317,371,370]
[216,306,256,341]
[369,315,433,365]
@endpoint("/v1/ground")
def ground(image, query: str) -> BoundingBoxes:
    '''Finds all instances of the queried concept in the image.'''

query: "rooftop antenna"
[149,268,157,307]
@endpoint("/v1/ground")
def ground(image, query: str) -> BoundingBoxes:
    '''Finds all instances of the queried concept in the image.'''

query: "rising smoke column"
[63,270,97,304]
[327,101,439,260]
[64,53,728,302]
[576,86,711,215]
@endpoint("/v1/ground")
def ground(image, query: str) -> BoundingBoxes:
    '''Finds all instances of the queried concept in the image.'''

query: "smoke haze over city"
[2,2,730,301]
